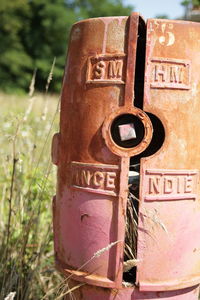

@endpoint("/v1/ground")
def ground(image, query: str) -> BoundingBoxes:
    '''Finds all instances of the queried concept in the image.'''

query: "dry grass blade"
[42,241,121,300]
[4,292,16,300]
[42,57,57,121]
[93,240,121,258]
[29,69,37,97]
[0,86,60,299]
[124,191,138,261]
[65,240,122,282]
[55,282,85,300]
[45,57,56,93]
[142,208,168,234]
[123,259,139,272]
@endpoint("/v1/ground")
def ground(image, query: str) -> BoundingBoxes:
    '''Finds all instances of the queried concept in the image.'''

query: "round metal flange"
[102,107,153,157]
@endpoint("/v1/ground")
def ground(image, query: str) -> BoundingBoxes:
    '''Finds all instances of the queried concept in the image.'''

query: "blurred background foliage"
[0,1,134,298]
[0,0,199,94]
[0,0,133,94]
[182,0,200,7]
[1,0,200,298]
[1,0,200,94]
[181,0,200,20]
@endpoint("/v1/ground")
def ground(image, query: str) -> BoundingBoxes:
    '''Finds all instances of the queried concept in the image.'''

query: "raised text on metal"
[150,58,191,90]
[144,169,198,201]
[86,54,126,84]
[71,161,119,196]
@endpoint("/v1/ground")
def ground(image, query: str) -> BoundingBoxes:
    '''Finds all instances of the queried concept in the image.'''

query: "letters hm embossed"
[144,170,198,201]
[150,58,191,90]
[86,54,126,84]
[71,162,119,196]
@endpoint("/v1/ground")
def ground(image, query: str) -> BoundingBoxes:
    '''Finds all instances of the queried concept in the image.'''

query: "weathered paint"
[65,280,200,300]
[137,18,200,292]
[52,15,131,289]
[52,13,200,300]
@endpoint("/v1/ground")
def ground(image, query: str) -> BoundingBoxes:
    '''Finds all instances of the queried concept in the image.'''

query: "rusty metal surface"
[52,12,154,288]
[137,19,200,291]
[52,14,148,288]
[52,12,200,298]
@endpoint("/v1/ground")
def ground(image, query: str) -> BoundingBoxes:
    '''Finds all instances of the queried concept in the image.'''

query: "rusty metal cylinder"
[52,13,200,299]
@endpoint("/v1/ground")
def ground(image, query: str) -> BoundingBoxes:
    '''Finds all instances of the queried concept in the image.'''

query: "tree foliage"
[0,0,133,93]
[193,0,200,6]
[181,0,200,7]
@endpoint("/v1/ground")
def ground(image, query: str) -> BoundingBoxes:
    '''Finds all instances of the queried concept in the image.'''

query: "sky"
[125,0,185,20]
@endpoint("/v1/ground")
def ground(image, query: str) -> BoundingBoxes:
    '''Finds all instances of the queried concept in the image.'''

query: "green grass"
[0,90,118,300]
[0,91,66,299]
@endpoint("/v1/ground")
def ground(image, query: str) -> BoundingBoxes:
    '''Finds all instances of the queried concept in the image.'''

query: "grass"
[0,86,139,298]
[0,81,140,297]
[0,83,162,297]
[0,90,65,299]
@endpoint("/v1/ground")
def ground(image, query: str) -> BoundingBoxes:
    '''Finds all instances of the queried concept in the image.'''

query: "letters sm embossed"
[144,169,198,201]
[71,161,119,196]
[86,54,126,84]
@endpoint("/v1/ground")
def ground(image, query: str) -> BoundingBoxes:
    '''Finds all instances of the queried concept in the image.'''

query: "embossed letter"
[81,170,92,186]
[93,171,104,187]
[149,176,160,194]
[155,65,166,82]
[184,176,192,193]
[106,172,116,189]
[94,61,106,79]
[108,60,123,78]
[164,177,174,194]
[170,66,182,83]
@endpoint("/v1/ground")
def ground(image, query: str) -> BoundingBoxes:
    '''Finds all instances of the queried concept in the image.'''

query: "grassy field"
[0,90,122,300]
[0,91,68,299]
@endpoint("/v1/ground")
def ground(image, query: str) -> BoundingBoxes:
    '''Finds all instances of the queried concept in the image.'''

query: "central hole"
[110,114,145,148]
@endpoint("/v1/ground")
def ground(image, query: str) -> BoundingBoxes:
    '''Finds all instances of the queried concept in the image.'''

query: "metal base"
[65,280,200,300]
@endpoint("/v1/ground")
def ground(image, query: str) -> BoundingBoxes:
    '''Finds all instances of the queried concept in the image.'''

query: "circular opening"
[110,114,145,149]
[130,112,165,164]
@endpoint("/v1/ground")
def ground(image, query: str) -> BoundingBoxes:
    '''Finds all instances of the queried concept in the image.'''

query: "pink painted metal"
[137,18,200,292]
[52,13,200,300]
[65,280,200,300]
[52,15,132,289]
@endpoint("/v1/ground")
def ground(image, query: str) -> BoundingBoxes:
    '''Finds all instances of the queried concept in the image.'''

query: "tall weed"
[0,88,62,299]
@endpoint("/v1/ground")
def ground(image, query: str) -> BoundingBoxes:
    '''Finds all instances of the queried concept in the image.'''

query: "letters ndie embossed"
[52,13,200,300]
[144,170,198,201]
